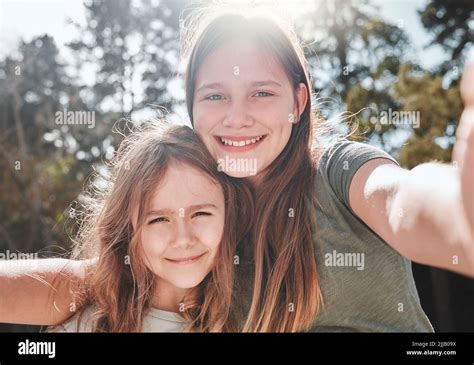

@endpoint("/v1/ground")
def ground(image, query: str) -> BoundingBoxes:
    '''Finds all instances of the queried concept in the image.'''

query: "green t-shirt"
[307,140,433,332]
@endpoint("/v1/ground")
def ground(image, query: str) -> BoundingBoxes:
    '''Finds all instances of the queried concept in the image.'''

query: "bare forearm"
[389,162,474,277]
[0,258,86,325]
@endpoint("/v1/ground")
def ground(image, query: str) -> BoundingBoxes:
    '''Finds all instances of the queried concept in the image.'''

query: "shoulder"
[314,138,399,208]
[316,138,397,172]
[47,306,97,332]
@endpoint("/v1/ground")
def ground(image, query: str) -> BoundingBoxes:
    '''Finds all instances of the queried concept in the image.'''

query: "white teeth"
[219,136,264,146]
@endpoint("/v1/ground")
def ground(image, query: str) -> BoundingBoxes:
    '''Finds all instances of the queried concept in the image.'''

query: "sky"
[0,0,86,59]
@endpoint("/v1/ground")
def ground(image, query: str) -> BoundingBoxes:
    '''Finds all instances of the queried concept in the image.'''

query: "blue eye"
[205,95,224,101]
[149,217,169,224]
[254,91,273,97]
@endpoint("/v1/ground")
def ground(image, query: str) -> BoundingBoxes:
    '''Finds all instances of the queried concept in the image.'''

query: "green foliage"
[419,0,474,72]
[298,0,409,111]
[394,64,462,168]
[346,0,468,167]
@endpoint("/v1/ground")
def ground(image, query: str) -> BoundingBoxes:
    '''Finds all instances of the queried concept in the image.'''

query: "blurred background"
[0,0,473,332]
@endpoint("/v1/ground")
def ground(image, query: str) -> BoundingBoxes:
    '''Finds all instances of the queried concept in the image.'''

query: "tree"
[297,0,410,114]
[0,35,85,252]
[394,64,462,168]
[419,0,474,74]
[67,0,186,116]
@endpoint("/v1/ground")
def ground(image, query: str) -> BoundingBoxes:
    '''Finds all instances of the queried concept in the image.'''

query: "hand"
[452,52,474,268]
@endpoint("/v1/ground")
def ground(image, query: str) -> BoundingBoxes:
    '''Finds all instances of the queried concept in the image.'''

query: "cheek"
[265,102,293,127]
[193,109,211,132]
[194,112,216,141]
[196,217,224,250]
[271,105,294,136]
[140,228,168,263]
[281,120,293,141]
[194,121,221,161]
[193,102,214,129]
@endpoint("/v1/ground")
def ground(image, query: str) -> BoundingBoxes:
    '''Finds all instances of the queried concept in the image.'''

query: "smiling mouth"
[165,252,207,265]
[215,135,267,149]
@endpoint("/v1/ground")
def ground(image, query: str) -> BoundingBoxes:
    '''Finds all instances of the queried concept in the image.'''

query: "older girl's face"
[192,40,307,179]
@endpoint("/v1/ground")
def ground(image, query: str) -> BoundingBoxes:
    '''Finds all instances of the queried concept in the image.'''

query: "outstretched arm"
[0,258,88,325]
[349,59,474,278]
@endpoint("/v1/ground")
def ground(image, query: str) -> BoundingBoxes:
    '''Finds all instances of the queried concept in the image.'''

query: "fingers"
[458,107,474,142]
[461,49,474,106]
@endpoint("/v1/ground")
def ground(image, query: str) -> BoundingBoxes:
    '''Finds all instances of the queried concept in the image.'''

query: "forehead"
[195,40,289,86]
[150,163,223,208]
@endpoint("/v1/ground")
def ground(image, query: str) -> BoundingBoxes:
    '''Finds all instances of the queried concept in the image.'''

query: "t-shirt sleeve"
[322,140,399,211]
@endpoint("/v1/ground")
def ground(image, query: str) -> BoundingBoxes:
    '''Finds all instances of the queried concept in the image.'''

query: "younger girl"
[50,122,253,332]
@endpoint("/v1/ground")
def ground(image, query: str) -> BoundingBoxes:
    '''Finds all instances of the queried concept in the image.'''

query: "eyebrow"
[196,80,282,93]
[250,80,282,88]
[146,204,218,216]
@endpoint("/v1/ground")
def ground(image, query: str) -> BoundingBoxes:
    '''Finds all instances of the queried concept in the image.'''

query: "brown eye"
[192,211,212,218]
[149,217,169,224]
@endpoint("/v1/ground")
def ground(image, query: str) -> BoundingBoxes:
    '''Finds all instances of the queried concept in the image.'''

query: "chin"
[170,275,207,289]
[215,155,264,178]
[220,170,258,179]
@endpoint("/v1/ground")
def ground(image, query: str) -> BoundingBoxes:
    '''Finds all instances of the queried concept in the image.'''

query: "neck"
[246,171,266,187]
[151,279,188,313]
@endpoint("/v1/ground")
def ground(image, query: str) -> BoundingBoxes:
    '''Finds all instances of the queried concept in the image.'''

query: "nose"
[223,99,254,129]
[171,219,196,249]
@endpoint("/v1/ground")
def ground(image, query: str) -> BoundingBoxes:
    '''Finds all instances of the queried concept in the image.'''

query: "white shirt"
[49,305,187,332]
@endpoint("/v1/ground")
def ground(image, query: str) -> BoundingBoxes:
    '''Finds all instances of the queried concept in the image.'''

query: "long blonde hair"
[71,121,253,332]
[182,8,324,332]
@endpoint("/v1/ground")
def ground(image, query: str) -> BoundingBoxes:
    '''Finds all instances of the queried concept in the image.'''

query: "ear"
[292,83,308,124]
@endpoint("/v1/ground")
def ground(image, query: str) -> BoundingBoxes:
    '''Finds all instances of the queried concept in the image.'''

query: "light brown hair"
[182,8,323,331]
[71,122,253,332]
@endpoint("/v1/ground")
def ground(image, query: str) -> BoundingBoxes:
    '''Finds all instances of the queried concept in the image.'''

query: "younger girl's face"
[192,39,307,179]
[140,162,225,289]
